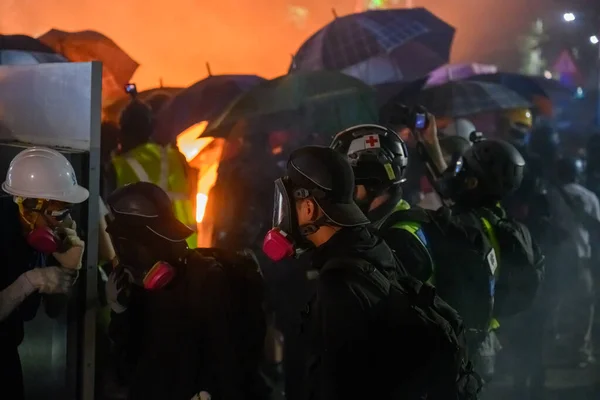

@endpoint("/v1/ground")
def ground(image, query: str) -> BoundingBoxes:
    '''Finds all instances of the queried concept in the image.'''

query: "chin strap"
[298,215,330,236]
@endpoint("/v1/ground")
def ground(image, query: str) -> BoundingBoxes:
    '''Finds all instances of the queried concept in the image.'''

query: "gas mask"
[111,237,176,291]
[262,177,319,262]
[16,197,72,254]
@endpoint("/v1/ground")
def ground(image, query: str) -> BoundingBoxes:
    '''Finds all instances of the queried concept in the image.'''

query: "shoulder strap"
[321,256,392,294]
[322,257,438,309]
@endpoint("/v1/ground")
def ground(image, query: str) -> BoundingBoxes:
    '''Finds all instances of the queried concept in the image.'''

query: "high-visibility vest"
[388,200,500,331]
[478,215,501,331]
[389,200,436,284]
[111,143,197,248]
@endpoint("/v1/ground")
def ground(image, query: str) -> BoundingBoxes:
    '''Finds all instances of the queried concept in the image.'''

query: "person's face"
[112,236,159,286]
[355,184,389,211]
[450,174,479,205]
[355,185,368,202]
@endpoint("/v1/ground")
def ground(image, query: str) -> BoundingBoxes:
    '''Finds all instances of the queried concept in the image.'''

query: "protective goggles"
[15,197,72,221]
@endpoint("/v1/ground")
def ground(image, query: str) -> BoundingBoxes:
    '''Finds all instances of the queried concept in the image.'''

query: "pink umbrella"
[426,63,497,87]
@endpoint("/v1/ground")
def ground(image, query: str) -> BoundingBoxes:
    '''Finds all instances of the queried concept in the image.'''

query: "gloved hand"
[106,265,131,314]
[25,267,77,295]
[53,219,85,271]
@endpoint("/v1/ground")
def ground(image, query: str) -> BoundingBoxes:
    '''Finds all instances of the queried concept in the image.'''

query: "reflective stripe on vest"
[480,216,501,331]
[112,143,198,248]
[391,220,436,285]
[124,156,189,201]
[389,200,435,283]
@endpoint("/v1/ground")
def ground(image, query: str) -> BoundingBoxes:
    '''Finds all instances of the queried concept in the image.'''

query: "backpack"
[470,208,544,318]
[322,257,482,400]
[192,248,269,398]
[381,208,498,334]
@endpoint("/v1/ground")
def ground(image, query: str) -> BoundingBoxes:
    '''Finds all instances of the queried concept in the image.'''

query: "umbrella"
[388,80,531,118]
[468,73,574,117]
[153,74,266,145]
[103,87,183,123]
[426,63,498,87]
[468,72,573,106]
[38,29,139,101]
[290,8,455,85]
[0,34,67,65]
[203,70,378,139]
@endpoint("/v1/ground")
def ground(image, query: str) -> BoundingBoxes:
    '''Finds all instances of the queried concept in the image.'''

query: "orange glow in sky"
[0,0,537,90]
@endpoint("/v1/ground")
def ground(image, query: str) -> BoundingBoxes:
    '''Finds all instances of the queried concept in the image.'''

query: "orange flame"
[176,121,224,247]
[176,121,214,223]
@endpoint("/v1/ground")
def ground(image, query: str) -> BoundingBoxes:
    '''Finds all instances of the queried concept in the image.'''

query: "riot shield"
[0,61,101,400]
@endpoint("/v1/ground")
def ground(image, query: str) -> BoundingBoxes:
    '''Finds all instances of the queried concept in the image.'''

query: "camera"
[383,103,429,131]
[124,83,137,97]
[414,113,427,130]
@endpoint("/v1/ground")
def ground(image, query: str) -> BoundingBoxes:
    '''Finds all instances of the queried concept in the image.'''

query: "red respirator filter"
[27,227,60,254]
[262,229,295,262]
[143,262,176,290]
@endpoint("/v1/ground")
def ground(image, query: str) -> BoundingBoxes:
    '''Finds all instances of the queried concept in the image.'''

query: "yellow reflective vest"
[388,200,500,331]
[111,143,197,248]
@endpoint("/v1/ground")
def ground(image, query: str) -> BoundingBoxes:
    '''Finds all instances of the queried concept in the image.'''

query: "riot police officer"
[331,119,544,382]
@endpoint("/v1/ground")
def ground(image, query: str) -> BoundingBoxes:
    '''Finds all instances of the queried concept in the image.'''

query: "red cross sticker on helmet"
[364,135,380,148]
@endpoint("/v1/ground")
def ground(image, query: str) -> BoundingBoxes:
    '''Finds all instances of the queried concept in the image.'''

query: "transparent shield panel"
[0,62,100,151]
[273,180,287,228]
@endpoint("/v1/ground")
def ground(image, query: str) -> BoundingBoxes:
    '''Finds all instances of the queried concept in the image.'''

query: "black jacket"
[110,249,264,400]
[302,226,406,400]
[381,205,543,329]
[0,197,67,399]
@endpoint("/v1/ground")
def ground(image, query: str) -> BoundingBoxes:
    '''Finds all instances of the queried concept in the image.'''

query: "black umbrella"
[290,8,455,85]
[203,70,378,138]
[0,34,66,65]
[103,88,183,123]
[468,73,573,103]
[153,74,266,145]
[387,80,531,118]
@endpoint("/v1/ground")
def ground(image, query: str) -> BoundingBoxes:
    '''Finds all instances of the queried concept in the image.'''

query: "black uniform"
[268,146,478,400]
[107,182,268,400]
[302,226,408,400]
[110,249,266,400]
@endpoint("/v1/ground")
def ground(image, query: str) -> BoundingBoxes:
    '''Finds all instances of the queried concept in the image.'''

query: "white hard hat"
[2,147,89,204]
[444,119,477,141]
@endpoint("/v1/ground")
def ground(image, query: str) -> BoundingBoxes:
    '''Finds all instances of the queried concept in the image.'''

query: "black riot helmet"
[452,138,525,207]
[330,124,409,224]
[106,182,194,289]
